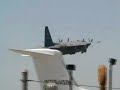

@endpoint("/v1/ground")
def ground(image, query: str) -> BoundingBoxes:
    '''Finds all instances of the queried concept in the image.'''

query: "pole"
[108,58,117,90]
[109,64,112,90]
[69,70,73,90]
[66,64,76,90]
[21,70,28,90]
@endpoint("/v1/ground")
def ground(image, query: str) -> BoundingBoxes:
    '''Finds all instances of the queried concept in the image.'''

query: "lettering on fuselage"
[44,80,71,85]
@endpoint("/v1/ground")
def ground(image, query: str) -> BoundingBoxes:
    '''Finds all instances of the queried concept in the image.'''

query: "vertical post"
[109,58,117,90]
[109,64,112,90]
[69,70,73,90]
[21,70,28,90]
[66,64,76,90]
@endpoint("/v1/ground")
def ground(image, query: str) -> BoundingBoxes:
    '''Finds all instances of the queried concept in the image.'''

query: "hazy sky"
[0,0,120,90]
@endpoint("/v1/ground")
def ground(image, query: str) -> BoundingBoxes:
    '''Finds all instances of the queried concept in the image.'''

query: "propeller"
[82,38,85,42]
[91,38,93,42]
[88,38,93,42]
[87,38,101,48]
[67,38,69,42]
[58,38,63,42]
[96,41,101,43]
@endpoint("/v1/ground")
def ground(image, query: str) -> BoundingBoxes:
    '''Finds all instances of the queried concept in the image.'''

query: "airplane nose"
[87,43,91,46]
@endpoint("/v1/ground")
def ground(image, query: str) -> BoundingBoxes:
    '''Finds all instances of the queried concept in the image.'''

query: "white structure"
[10,48,87,90]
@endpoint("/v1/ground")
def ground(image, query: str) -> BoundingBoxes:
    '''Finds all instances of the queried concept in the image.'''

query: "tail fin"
[45,26,54,47]
[10,48,88,90]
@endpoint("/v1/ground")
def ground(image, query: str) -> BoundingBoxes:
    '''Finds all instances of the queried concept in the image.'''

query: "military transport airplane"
[43,26,100,55]
[9,48,88,90]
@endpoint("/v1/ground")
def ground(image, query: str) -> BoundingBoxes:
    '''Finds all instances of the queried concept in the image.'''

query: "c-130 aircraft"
[44,26,100,55]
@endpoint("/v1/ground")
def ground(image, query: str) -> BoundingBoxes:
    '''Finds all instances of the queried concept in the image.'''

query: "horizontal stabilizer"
[9,48,58,56]
[9,49,31,56]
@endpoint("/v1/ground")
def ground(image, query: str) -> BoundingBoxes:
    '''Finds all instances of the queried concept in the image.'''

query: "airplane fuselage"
[46,42,91,55]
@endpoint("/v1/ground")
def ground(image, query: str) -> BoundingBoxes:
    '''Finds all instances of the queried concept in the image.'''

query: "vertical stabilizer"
[45,26,54,47]
[9,48,88,90]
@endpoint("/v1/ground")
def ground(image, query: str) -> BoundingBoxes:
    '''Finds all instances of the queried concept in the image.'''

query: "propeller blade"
[97,41,101,43]
[67,38,69,42]
[58,38,60,42]
[88,38,90,42]
[91,38,93,42]
[58,38,63,42]
[82,38,85,42]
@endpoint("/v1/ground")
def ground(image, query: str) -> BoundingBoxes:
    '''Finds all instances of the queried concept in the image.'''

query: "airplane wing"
[9,48,88,90]
[66,42,89,47]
